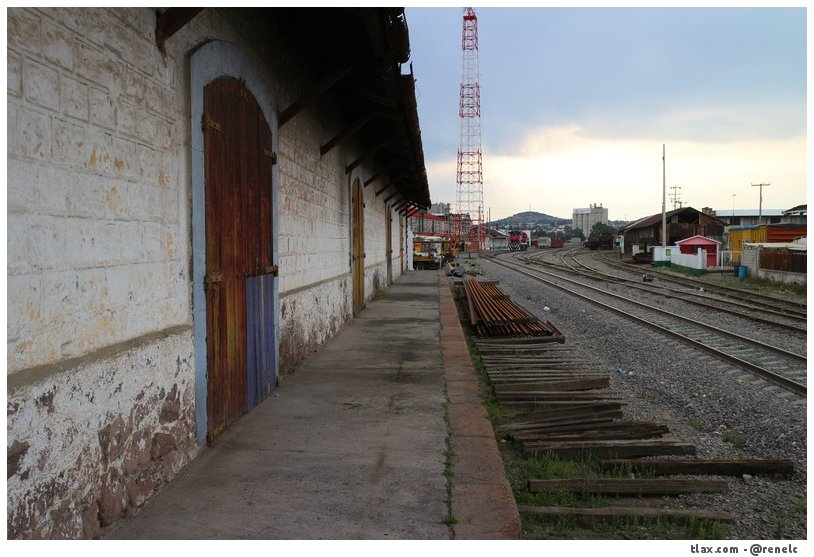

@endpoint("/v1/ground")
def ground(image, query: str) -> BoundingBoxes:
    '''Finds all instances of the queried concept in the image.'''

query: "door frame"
[190,40,280,442]
[351,177,365,315]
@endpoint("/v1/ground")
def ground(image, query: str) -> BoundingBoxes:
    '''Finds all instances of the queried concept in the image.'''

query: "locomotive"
[508,230,529,251]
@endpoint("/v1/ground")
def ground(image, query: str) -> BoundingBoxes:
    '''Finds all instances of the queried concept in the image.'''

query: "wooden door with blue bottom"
[204,76,275,441]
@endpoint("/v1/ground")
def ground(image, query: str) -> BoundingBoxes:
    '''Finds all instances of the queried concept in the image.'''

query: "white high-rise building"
[572,203,609,234]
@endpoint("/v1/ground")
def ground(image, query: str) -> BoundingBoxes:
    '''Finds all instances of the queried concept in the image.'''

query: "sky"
[404,5,807,223]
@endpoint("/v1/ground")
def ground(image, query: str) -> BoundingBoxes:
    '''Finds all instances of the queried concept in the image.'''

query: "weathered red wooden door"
[352,178,365,315]
[385,205,393,284]
[204,77,275,441]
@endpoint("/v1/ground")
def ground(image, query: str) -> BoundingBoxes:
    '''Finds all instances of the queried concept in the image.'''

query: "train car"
[550,237,565,248]
[585,232,614,250]
[508,230,529,251]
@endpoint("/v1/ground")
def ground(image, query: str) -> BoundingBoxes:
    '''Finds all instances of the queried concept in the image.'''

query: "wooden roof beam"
[278,61,357,128]
[375,182,394,197]
[346,140,390,175]
[363,163,397,187]
[155,8,204,50]
[320,112,377,156]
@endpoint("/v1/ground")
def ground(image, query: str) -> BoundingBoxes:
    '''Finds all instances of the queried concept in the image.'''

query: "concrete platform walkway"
[103,270,519,540]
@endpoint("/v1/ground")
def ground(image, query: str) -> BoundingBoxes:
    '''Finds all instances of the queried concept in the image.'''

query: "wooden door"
[204,77,275,441]
[385,205,393,284]
[400,215,405,272]
[352,178,365,315]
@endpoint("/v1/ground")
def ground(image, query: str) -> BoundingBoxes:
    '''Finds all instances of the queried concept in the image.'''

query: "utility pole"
[661,144,666,247]
[751,182,770,221]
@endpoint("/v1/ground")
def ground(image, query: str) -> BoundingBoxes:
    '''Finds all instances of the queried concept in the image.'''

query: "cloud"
[427,122,806,222]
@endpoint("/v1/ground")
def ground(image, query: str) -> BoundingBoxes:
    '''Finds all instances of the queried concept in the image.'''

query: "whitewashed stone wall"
[7,6,411,538]
[6,6,209,539]
[7,7,188,372]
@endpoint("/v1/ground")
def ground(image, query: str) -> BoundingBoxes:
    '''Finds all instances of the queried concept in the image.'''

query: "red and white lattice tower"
[456,7,484,251]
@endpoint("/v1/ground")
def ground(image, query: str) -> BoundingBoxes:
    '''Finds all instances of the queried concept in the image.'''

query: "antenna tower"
[456,7,484,250]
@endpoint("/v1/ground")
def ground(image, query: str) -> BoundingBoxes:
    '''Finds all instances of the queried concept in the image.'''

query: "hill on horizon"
[489,211,568,228]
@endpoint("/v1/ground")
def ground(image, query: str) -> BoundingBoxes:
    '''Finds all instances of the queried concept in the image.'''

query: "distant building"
[782,205,807,224]
[728,223,807,265]
[572,203,608,233]
[620,207,726,254]
[430,202,452,215]
[708,207,784,227]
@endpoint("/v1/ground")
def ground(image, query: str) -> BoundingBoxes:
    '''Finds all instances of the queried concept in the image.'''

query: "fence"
[759,249,806,274]
[716,250,738,268]
[652,246,706,270]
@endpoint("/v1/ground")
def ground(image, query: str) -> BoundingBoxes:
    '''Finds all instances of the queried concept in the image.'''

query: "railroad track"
[519,250,807,335]
[491,252,807,397]
[590,250,806,319]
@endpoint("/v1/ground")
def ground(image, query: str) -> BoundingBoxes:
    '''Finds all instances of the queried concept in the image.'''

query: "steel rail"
[594,251,807,318]
[522,251,808,335]
[516,256,806,362]
[461,275,561,337]
[491,254,807,397]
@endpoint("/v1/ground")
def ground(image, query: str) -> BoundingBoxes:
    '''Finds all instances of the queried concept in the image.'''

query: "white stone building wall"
[7,8,207,537]
[7,6,409,538]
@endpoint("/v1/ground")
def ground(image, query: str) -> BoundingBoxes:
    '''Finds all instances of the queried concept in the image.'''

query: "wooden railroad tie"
[511,422,669,443]
[492,377,610,393]
[599,458,795,477]
[517,505,734,524]
[497,402,624,427]
[495,390,624,404]
[523,439,696,459]
[527,477,728,495]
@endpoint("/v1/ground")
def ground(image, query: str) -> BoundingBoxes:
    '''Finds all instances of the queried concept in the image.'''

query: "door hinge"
[202,112,222,133]
[263,149,277,164]
[203,272,224,291]
[265,264,279,276]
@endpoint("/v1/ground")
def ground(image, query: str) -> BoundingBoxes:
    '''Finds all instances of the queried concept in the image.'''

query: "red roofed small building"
[676,235,721,268]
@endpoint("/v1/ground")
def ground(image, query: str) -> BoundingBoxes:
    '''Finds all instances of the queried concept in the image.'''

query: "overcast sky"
[405,5,807,222]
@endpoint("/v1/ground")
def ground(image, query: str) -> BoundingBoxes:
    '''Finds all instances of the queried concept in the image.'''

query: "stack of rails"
[461,275,565,339]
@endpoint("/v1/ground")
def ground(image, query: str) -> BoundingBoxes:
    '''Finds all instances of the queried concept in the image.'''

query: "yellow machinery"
[413,235,460,270]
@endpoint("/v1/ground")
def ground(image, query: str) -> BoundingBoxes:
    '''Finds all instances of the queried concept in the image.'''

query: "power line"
[669,185,682,210]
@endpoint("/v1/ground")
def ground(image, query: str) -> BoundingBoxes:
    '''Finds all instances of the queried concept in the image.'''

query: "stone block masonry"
[7,6,202,539]
[8,7,187,371]
[7,328,199,539]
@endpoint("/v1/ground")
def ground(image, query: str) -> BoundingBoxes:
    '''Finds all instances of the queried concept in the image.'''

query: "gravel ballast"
[471,254,807,540]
